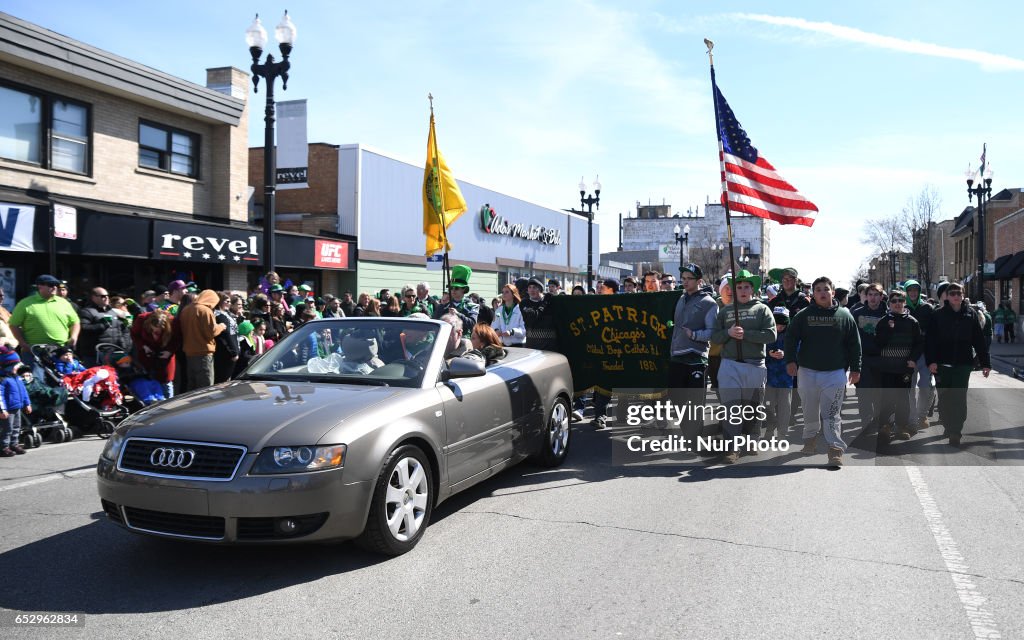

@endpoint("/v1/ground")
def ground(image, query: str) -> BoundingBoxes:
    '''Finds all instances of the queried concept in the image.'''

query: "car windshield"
[240,319,440,388]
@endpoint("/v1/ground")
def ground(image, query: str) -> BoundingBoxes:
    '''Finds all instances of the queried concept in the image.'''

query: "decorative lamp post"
[674,223,690,275]
[566,176,600,289]
[247,11,297,275]
[966,162,994,305]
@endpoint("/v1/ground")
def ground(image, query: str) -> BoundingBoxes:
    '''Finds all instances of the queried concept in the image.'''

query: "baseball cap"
[35,274,61,286]
[168,280,187,292]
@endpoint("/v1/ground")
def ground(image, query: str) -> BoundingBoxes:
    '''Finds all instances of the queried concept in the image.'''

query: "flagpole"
[428,93,452,302]
[707,39,744,361]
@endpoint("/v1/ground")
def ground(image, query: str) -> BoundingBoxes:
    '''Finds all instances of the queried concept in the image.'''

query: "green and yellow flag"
[422,112,467,256]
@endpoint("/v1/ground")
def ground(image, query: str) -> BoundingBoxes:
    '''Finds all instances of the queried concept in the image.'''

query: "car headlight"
[251,444,347,475]
[100,431,126,462]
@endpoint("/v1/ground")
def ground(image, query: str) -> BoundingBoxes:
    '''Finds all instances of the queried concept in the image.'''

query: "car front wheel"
[357,444,433,556]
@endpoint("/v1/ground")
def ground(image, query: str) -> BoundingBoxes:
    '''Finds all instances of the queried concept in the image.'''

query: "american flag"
[712,68,818,226]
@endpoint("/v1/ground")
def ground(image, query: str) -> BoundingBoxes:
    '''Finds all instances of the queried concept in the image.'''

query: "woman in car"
[469,323,507,365]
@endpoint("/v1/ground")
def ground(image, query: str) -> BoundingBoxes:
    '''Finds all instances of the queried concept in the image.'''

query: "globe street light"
[674,223,690,276]
[565,176,600,289]
[247,11,297,275]
[966,162,994,305]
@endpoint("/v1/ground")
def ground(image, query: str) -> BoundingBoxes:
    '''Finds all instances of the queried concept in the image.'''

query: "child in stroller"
[17,364,73,446]
[95,343,162,406]
[32,345,129,439]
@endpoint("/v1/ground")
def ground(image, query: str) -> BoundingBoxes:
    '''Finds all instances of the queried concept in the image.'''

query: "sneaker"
[897,427,916,440]
[827,447,843,466]
[570,409,584,423]
[722,451,739,464]
[949,435,962,447]
[593,415,608,431]
[878,425,894,440]
[917,417,929,430]
[800,437,818,455]
[12,444,26,454]
[0,447,14,458]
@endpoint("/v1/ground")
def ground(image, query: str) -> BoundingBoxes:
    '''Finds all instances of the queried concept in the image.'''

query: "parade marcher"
[8,275,80,381]
[784,277,862,466]
[668,263,718,438]
[874,289,924,440]
[131,309,179,399]
[925,282,990,447]
[571,285,586,296]
[213,292,240,383]
[77,287,132,366]
[708,279,732,390]
[711,270,776,463]
[178,289,225,391]
[764,306,794,439]
[852,283,888,433]
[642,271,661,293]
[598,278,619,294]
[904,279,935,430]
[849,283,868,312]
[547,279,563,297]
[623,276,638,294]
[767,267,810,316]
[492,284,526,347]
[660,273,676,291]
[520,278,557,351]
[433,265,479,334]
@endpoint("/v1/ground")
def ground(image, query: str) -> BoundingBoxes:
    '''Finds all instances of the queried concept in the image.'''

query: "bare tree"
[900,185,941,290]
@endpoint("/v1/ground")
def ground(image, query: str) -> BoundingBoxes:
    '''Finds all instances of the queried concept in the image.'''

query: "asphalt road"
[0,371,1021,639]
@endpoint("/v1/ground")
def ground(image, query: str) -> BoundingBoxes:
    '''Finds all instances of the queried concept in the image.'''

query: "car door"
[439,363,521,489]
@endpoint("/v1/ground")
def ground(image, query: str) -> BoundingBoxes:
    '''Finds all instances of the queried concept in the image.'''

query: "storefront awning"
[994,251,1024,279]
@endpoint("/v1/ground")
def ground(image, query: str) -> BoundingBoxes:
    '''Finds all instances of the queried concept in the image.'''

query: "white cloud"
[732,14,1024,72]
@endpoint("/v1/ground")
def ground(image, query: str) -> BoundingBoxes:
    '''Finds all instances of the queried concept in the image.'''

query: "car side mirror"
[445,357,486,380]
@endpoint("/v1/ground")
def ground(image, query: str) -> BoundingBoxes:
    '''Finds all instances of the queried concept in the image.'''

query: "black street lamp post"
[246,11,297,276]
[966,163,993,305]
[565,176,600,289]
[673,223,689,276]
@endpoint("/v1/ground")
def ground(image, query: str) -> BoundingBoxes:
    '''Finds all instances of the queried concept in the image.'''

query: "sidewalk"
[988,340,1024,380]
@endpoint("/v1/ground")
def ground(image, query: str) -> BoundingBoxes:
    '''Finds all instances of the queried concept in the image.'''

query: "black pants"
[878,370,913,428]
[669,361,708,436]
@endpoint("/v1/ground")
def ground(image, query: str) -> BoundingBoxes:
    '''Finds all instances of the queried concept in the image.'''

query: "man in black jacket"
[904,279,935,430]
[77,287,131,366]
[852,283,888,431]
[520,278,557,351]
[875,290,924,440]
[925,282,990,447]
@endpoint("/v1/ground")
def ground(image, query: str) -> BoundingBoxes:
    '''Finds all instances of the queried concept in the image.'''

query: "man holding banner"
[669,262,718,437]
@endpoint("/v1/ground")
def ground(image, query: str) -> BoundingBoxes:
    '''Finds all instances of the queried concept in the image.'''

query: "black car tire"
[534,397,571,467]
[356,444,434,556]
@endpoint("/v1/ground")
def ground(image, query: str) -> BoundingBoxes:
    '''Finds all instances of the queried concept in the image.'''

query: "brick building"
[950,188,1024,310]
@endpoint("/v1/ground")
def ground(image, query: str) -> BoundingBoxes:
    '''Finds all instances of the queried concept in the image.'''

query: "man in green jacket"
[711,270,776,463]
[784,277,862,466]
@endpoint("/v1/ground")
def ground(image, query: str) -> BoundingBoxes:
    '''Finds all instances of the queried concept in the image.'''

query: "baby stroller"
[96,343,156,408]
[18,367,73,448]
[31,344,130,439]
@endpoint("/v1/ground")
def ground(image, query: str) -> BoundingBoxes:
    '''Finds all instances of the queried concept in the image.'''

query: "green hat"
[269,284,285,293]
[768,267,797,284]
[728,269,762,292]
[904,279,921,291]
[299,284,313,292]
[451,264,472,291]
[238,320,254,336]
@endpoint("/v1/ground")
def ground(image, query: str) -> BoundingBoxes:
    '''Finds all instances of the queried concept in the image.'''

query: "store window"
[139,121,199,178]
[0,82,90,174]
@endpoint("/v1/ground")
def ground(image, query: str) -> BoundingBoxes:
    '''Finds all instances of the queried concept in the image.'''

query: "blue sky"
[7,0,1024,283]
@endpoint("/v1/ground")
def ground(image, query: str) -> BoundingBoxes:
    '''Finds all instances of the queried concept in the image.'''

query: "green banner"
[550,292,682,393]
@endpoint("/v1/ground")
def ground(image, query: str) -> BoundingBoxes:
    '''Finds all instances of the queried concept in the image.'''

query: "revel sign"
[151,220,261,264]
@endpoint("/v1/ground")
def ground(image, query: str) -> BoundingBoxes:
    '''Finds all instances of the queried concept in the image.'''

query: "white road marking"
[906,466,1002,639]
[0,468,95,493]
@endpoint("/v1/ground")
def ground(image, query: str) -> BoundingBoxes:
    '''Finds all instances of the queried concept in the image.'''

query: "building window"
[0,83,90,175]
[139,121,199,178]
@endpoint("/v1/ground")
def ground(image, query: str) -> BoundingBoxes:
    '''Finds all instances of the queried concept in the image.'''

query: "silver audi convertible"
[97,317,573,555]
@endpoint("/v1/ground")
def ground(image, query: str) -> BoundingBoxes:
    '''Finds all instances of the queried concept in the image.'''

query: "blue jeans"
[1,411,23,448]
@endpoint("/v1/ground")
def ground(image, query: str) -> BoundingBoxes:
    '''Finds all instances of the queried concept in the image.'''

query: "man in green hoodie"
[711,270,776,463]
[904,280,934,430]
[784,277,862,466]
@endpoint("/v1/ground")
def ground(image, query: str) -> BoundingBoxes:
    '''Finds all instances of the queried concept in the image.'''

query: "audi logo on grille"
[149,447,196,469]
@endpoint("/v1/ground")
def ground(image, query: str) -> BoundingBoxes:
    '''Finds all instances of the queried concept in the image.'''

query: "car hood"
[119,379,407,449]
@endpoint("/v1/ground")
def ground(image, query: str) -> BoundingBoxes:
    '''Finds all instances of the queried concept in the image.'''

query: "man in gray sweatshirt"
[669,263,719,436]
